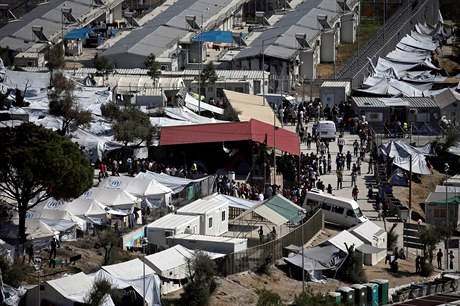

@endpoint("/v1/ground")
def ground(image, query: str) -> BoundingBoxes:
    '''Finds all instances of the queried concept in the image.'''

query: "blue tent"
[192,31,247,43]
[390,168,409,186]
[64,28,94,39]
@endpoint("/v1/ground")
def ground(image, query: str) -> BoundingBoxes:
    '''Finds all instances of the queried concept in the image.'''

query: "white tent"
[25,272,115,306]
[102,258,161,306]
[102,176,172,208]
[27,208,86,233]
[81,187,140,212]
[0,239,15,263]
[144,244,225,294]
[60,198,108,226]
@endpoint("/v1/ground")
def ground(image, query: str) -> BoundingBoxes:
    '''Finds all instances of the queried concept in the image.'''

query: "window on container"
[208,217,213,228]
[221,211,226,221]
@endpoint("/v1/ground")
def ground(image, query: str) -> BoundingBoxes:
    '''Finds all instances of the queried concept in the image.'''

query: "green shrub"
[420,262,434,277]
[255,250,273,275]
[256,288,284,306]
[0,256,26,287]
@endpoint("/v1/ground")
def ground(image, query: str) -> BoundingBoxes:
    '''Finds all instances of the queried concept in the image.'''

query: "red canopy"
[160,119,300,156]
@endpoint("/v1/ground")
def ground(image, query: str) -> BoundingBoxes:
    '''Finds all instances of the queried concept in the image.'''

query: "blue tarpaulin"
[64,28,94,39]
[193,31,247,43]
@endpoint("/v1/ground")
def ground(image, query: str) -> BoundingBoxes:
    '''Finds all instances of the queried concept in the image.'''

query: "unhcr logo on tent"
[47,200,63,209]
[82,190,92,198]
[25,211,33,219]
[109,180,121,188]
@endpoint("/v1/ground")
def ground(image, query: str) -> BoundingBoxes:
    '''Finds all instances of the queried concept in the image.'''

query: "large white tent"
[81,187,140,212]
[102,176,172,208]
[102,258,161,306]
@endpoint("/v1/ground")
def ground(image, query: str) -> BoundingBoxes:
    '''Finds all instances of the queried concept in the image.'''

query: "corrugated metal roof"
[146,214,199,229]
[434,89,458,109]
[177,197,228,215]
[102,0,246,59]
[233,0,323,61]
[321,81,350,87]
[263,195,305,224]
[352,97,438,108]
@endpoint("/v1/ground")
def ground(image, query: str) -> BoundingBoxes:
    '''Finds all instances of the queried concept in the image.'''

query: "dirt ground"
[392,169,446,220]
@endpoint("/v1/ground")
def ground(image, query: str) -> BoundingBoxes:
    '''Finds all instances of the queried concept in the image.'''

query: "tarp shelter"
[0,220,58,249]
[283,244,347,281]
[160,118,300,156]
[380,140,436,175]
[63,27,94,39]
[25,272,114,306]
[184,93,224,115]
[136,170,214,195]
[193,31,247,43]
[0,239,15,262]
[102,258,161,306]
[223,90,283,126]
[102,176,173,208]
[390,168,409,186]
[144,244,225,294]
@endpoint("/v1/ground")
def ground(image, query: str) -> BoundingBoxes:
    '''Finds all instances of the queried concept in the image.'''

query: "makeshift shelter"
[283,244,347,281]
[425,192,460,226]
[24,272,114,306]
[176,197,229,236]
[380,140,436,174]
[102,176,173,208]
[323,230,384,266]
[144,244,225,294]
[184,93,224,115]
[102,258,161,306]
[389,168,409,186]
[349,221,387,265]
[0,239,15,263]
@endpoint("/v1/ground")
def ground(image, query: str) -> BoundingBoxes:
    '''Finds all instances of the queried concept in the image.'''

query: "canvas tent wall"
[0,239,15,263]
[102,258,161,306]
[145,214,201,251]
[349,221,387,265]
[0,219,58,249]
[102,176,173,208]
[176,197,229,236]
[26,207,86,234]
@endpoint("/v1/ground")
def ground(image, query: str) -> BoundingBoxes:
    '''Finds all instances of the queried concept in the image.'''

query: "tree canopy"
[48,71,92,134]
[145,53,161,84]
[94,56,114,78]
[44,43,65,72]
[0,123,94,243]
[199,61,218,95]
[101,101,158,147]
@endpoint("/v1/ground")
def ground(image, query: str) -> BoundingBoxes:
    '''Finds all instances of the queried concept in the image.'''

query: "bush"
[255,250,273,275]
[0,256,27,287]
[256,288,283,306]
[337,244,367,284]
[420,262,434,277]
[293,287,337,306]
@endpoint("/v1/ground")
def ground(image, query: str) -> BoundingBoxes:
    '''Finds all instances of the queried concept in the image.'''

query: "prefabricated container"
[167,233,247,254]
[177,197,229,236]
[145,214,200,251]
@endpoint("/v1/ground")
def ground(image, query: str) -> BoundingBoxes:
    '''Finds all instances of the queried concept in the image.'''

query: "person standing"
[351,171,357,187]
[258,226,264,242]
[337,135,345,154]
[49,237,58,260]
[336,169,343,190]
[26,244,34,265]
[353,139,359,157]
[367,154,374,174]
[449,250,455,269]
[346,151,352,170]
[415,255,422,273]
[437,249,443,269]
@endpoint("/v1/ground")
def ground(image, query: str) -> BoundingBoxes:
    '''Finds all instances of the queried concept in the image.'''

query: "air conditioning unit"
[160,64,168,71]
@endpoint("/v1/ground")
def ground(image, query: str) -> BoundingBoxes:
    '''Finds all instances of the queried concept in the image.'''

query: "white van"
[315,120,336,141]
[256,93,298,109]
[303,189,367,228]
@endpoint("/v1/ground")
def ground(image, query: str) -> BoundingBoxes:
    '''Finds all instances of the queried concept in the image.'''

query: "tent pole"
[407,154,412,259]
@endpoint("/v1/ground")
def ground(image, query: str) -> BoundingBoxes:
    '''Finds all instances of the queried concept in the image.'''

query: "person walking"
[437,249,443,269]
[351,171,357,187]
[353,139,359,157]
[336,169,343,190]
[337,135,345,154]
[352,185,359,201]
[346,151,352,170]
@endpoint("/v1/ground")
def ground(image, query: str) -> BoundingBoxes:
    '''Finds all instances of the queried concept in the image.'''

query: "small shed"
[425,192,460,227]
[176,197,229,236]
[167,233,248,254]
[145,214,201,251]
[320,81,351,107]
[349,221,387,265]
